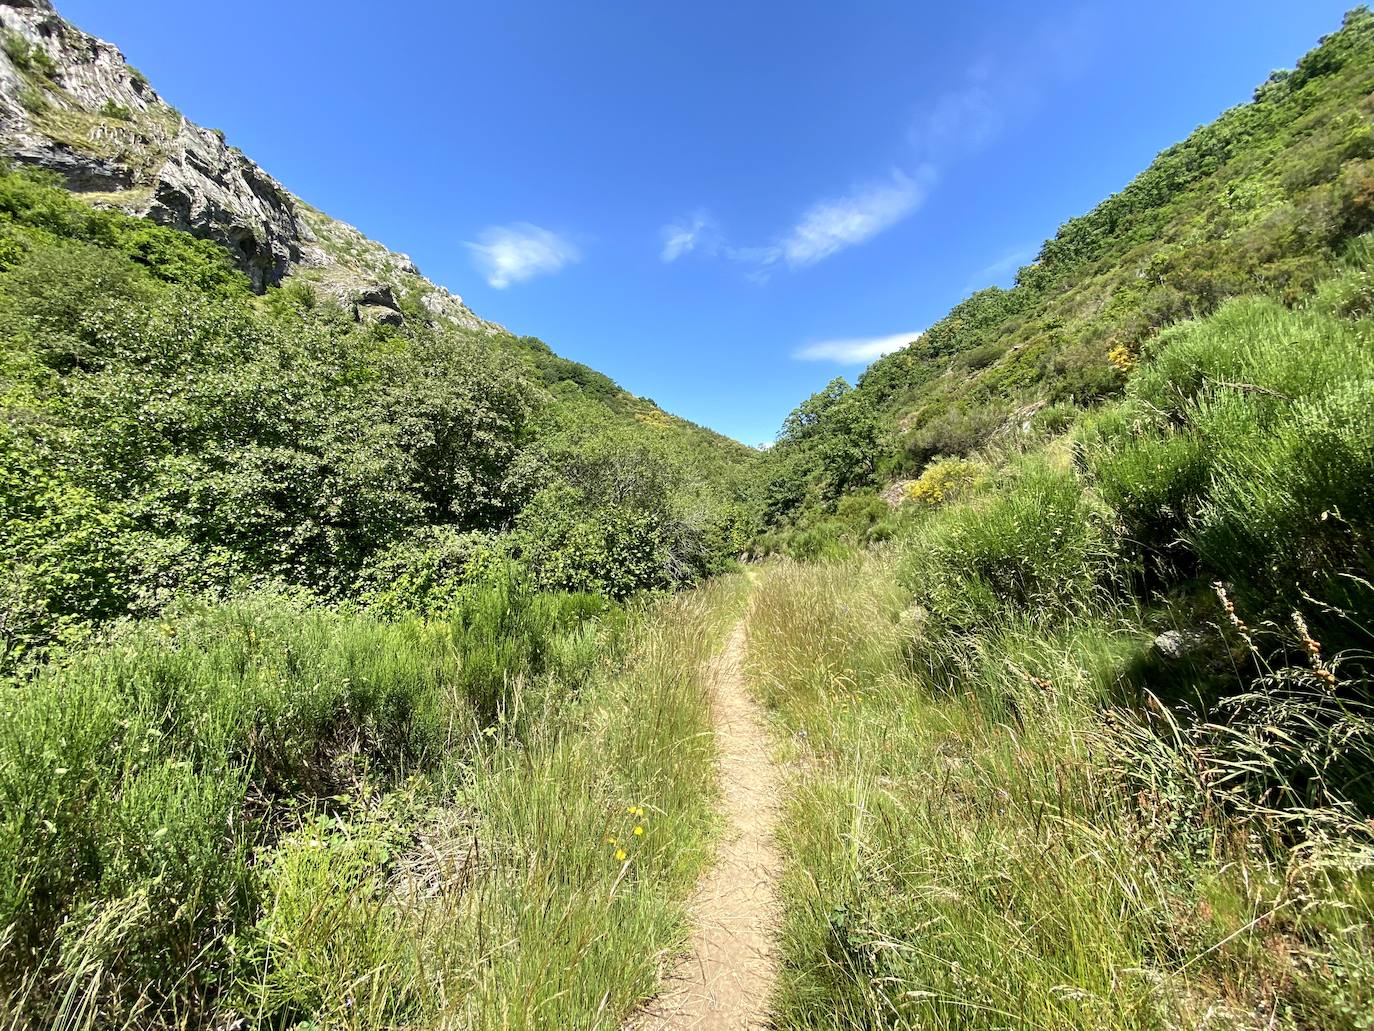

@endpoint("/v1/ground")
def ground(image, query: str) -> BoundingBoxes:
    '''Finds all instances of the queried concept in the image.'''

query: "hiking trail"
[630,618,784,1030]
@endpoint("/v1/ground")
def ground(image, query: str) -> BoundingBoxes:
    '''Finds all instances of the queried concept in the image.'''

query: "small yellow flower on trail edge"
[604,836,617,845]
[633,825,645,837]
[615,848,628,862]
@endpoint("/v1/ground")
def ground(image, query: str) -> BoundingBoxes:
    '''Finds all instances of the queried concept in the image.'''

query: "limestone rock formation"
[0,0,497,331]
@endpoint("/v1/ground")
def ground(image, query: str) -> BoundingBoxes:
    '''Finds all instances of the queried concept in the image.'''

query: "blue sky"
[61,1,1355,446]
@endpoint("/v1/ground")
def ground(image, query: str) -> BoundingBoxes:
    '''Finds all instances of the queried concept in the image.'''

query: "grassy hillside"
[740,10,1374,1028]
[758,7,1374,537]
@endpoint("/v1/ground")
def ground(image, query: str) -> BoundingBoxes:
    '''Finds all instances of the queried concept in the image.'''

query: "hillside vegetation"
[743,10,1374,1029]
[758,7,1374,542]
[0,164,755,672]
[3,5,1374,1031]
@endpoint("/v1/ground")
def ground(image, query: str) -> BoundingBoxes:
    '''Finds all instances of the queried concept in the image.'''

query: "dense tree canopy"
[0,165,755,669]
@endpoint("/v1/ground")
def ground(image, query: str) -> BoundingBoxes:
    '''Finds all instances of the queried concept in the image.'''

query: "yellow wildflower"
[633,825,645,837]
[615,848,628,861]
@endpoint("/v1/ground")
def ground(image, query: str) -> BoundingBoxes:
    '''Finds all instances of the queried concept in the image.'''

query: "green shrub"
[1080,403,1211,580]
[1103,295,1374,621]
[357,526,504,618]
[900,461,1113,627]
[442,576,619,723]
[0,596,436,1016]
[784,520,854,562]
[16,84,48,114]
[98,99,133,121]
[901,402,1007,469]
[1194,379,1374,615]
[515,430,721,597]
[235,811,424,1027]
[3,33,56,79]
[1131,296,1365,418]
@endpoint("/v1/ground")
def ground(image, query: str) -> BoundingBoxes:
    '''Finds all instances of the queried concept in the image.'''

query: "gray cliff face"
[0,0,495,331]
[143,121,306,289]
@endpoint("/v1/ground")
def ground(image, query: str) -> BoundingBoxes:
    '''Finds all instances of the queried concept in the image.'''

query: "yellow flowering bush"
[905,458,985,507]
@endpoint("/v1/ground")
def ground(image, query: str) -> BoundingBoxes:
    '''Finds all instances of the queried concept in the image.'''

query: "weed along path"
[632,618,784,1030]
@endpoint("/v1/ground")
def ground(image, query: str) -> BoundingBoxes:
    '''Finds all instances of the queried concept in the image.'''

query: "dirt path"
[630,619,784,1030]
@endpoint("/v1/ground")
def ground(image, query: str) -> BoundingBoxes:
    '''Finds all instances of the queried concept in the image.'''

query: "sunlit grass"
[0,575,747,1029]
[746,555,1374,1029]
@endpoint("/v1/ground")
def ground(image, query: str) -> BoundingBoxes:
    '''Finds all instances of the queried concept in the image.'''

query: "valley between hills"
[2,3,1373,1028]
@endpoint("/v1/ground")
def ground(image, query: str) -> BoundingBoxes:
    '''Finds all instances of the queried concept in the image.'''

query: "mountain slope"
[759,6,1374,536]
[0,0,490,321]
[0,0,746,450]
[0,0,756,667]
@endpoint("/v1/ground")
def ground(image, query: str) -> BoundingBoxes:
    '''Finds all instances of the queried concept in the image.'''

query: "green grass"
[0,575,746,1028]
[745,555,1374,1030]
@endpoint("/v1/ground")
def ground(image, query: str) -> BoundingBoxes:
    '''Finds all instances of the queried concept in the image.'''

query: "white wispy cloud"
[910,7,1104,160]
[465,223,581,289]
[914,73,1002,158]
[962,244,1036,294]
[660,211,717,262]
[661,171,929,281]
[659,8,1102,285]
[781,170,930,267]
[793,330,921,365]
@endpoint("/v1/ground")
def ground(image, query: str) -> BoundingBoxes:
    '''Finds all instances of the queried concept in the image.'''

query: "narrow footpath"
[630,619,784,1030]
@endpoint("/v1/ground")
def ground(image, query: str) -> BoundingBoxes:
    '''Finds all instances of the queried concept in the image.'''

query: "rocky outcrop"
[142,122,306,289]
[0,0,498,330]
[0,1,305,289]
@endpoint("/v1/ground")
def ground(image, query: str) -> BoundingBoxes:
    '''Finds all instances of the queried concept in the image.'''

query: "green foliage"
[16,84,48,114]
[98,99,133,121]
[899,460,1113,627]
[515,430,713,597]
[756,489,904,562]
[0,421,138,666]
[0,165,249,295]
[751,378,882,540]
[237,809,426,1027]
[901,400,1008,468]
[1081,294,1374,624]
[3,32,57,79]
[0,584,622,1024]
[1080,406,1211,581]
[355,526,504,618]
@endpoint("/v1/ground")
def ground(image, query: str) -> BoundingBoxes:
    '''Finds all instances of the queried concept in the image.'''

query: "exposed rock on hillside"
[0,0,495,331]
